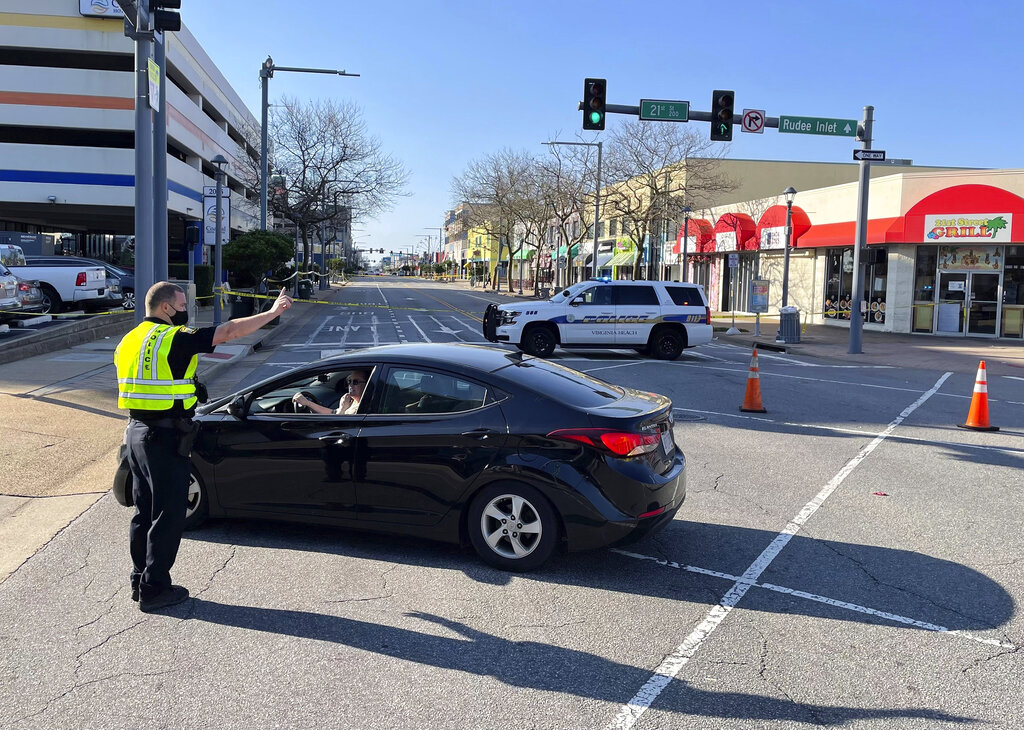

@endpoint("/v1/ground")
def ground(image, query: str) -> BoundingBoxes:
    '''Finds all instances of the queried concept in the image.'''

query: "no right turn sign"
[742,109,765,134]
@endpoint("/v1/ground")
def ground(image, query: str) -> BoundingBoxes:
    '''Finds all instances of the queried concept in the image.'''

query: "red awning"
[674,219,714,254]
[903,184,1024,242]
[756,205,811,247]
[796,217,905,248]
[714,213,756,251]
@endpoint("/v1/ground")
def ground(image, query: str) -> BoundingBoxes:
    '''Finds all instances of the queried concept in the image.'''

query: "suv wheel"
[522,325,557,358]
[650,327,685,360]
[468,483,559,571]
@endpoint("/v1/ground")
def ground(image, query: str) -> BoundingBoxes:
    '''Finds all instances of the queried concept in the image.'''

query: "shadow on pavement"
[182,598,975,725]
[188,517,1014,638]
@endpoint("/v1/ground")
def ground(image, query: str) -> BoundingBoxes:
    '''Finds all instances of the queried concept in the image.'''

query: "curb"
[0,314,135,366]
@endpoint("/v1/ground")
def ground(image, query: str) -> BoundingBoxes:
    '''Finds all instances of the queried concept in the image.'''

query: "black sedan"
[113,344,685,570]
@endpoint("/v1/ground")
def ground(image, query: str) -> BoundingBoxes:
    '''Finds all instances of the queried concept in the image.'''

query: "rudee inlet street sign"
[639,100,689,122]
[853,149,886,161]
[779,115,858,137]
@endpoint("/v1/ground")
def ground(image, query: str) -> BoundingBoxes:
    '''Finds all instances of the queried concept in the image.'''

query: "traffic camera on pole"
[149,0,181,32]
[582,78,606,131]
[710,90,734,141]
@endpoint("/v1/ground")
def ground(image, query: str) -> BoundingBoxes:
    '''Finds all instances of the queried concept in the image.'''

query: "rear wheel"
[39,285,62,314]
[521,324,557,358]
[649,327,685,360]
[122,289,135,311]
[468,483,559,571]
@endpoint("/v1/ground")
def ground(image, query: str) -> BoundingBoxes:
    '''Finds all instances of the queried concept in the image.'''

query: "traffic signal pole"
[849,106,874,355]
[130,2,153,324]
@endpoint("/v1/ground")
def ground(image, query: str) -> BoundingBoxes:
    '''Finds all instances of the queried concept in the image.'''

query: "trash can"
[230,289,254,319]
[777,305,801,344]
[298,279,315,300]
[539,286,551,298]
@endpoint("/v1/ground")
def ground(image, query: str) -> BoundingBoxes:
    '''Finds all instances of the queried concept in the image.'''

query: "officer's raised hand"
[213,286,295,346]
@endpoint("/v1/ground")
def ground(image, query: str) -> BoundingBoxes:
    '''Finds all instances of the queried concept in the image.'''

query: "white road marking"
[578,361,642,374]
[611,549,1015,650]
[407,317,433,343]
[429,315,464,340]
[672,407,1024,455]
[1004,376,1024,382]
[605,371,953,730]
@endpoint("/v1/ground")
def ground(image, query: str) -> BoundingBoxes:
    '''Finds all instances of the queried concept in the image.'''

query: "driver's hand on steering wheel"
[291,392,310,410]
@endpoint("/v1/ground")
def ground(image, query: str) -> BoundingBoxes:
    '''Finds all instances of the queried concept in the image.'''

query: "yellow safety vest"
[114,322,198,411]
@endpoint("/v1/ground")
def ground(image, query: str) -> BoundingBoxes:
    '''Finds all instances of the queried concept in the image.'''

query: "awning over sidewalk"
[572,252,592,267]
[796,217,904,248]
[594,253,614,269]
[756,205,811,249]
[607,250,636,267]
[674,219,714,254]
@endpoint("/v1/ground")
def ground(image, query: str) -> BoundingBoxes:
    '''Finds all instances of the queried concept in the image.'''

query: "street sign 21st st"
[779,115,858,137]
[639,100,689,122]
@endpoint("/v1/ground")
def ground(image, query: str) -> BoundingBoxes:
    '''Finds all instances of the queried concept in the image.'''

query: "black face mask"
[169,309,189,327]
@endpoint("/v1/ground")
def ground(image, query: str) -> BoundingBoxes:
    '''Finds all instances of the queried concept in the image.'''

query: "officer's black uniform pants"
[126,420,189,599]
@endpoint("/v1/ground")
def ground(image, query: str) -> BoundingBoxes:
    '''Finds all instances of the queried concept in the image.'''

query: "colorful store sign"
[80,0,124,17]
[937,246,1003,271]
[924,214,1012,243]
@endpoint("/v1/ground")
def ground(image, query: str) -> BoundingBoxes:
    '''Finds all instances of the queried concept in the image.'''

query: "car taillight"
[76,272,87,286]
[18,282,29,292]
[705,306,711,324]
[547,428,660,457]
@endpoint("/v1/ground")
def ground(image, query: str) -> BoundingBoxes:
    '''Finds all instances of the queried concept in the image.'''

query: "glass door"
[935,272,966,333]
[966,272,1000,337]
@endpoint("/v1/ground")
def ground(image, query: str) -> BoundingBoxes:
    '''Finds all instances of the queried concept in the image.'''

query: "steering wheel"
[294,390,321,413]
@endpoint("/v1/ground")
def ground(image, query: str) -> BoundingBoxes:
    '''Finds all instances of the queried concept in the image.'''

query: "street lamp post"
[781,187,797,308]
[212,154,228,326]
[679,206,692,282]
[259,57,359,230]
[542,140,602,280]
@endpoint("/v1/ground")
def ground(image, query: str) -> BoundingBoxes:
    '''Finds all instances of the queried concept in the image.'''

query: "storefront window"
[1001,246,1024,338]
[823,247,887,323]
[913,245,938,332]
[691,259,711,293]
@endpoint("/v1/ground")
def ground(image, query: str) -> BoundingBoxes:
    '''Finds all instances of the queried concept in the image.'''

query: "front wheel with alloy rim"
[649,327,685,360]
[183,469,209,530]
[521,325,557,358]
[121,289,135,310]
[468,483,559,571]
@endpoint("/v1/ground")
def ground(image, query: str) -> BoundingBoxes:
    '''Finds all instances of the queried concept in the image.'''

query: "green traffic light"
[590,111,603,124]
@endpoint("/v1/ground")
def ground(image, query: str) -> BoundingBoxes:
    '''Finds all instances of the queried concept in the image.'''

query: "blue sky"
[181,0,1024,260]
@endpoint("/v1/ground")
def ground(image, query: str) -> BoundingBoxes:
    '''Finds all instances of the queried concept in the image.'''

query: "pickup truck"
[0,244,107,314]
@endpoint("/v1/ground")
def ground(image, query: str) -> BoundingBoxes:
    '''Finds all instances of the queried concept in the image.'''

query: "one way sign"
[853,149,886,161]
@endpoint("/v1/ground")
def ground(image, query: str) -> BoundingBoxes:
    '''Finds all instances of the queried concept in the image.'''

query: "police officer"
[115,281,292,612]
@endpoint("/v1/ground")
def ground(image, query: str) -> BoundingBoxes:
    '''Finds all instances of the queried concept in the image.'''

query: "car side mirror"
[227,395,247,419]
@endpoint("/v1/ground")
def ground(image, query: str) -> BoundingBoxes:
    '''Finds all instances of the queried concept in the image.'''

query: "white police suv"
[483,279,713,359]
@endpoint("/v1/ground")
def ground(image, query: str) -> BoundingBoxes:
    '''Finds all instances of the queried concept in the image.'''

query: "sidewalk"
[713,315,1024,375]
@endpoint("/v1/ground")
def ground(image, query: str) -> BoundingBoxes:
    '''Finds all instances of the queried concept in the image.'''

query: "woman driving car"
[292,369,369,415]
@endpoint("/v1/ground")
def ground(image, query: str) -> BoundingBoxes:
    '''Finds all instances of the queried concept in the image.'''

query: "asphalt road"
[1,277,1021,729]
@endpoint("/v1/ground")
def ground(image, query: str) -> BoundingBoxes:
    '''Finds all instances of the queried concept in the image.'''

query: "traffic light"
[710,90,734,141]
[582,78,606,131]
[149,0,181,32]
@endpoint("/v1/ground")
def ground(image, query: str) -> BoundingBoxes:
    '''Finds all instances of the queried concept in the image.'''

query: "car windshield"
[549,281,591,302]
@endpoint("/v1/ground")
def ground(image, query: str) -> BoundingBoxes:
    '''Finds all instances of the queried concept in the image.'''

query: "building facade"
[0,1,259,265]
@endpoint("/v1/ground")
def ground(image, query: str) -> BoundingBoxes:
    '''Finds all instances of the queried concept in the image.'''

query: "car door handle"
[318,432,352,446]
[461,428,499,440]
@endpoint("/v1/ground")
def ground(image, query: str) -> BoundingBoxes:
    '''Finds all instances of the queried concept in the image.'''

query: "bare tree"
[603,120,734,279]
[239,97,407,269]
[538,139,598,289]
[450,149,534,290]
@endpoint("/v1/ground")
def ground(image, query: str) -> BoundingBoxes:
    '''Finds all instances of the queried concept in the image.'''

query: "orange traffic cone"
[740,347,767,413]
[959,360,998,431]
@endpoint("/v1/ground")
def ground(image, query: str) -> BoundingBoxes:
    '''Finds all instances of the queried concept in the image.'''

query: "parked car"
[0,262,22,324]
[25,256,133,310]
[112,343,685,571]
[483,279,714,360]
[1,245,106,314]
[13,275,45,314]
